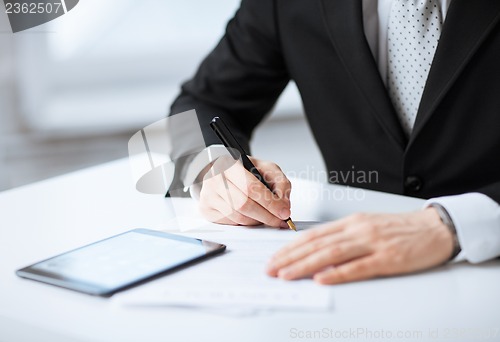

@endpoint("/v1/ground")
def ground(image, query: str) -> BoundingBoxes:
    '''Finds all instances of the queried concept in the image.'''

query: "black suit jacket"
[169,0,500,204]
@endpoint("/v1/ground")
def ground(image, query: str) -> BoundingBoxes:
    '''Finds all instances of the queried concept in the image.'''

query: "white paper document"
[114,222,333,314]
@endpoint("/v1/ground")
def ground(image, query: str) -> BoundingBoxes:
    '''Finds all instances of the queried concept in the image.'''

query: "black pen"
[210,116,296,231]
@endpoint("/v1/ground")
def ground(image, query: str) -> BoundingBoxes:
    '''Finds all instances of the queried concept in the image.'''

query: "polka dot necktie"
[387,0,443,136]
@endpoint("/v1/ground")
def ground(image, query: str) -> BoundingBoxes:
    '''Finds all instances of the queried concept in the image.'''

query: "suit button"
[405,176,423,192]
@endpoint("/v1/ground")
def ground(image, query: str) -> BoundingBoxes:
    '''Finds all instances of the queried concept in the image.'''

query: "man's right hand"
[198,155,292,228]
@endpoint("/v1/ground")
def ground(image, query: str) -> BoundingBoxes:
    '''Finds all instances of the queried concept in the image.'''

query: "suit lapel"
[320,0,407,150]
[410,0,500,145]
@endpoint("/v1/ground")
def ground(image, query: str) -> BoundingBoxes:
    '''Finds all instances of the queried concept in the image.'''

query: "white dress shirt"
[185,0,500,264]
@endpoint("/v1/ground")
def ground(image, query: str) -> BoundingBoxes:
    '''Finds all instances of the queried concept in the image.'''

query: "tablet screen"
[16,229,225,296]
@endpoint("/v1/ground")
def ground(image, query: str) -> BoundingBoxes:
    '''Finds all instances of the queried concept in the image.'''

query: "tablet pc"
[16,229,226,297]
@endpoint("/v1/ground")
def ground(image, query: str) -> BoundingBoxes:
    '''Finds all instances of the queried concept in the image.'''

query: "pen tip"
[287,219,297,232]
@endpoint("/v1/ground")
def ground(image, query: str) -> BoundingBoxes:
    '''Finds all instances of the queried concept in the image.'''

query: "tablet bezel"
[16,228,226,297]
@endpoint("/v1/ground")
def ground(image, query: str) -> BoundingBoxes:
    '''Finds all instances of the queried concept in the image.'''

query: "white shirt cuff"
[425,193,500,264]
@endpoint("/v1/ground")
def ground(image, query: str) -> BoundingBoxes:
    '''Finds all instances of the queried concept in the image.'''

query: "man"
[169,0,500,284]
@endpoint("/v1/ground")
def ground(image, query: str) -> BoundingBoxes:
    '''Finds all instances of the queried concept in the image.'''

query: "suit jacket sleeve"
[169,0,289,155]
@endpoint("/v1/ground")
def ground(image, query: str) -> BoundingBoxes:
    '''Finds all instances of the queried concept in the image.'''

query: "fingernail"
[278,268,293,279]
[313,275,324,284]
[266,260,278,272]
[280,208,290,220]
[280,221,289,229]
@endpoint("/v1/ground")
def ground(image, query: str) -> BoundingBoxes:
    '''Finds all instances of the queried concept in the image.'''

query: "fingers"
[265,215,380,282]
[199,191,244,224]
[199,157,291,227]
[224,160,291,221]
[270,240,372,280]
[313,256,380,285]
[251,158,292,201]
[200,184,261,226]
[266,231,351,276]
[217,177,286,227]
[268,220,348,260]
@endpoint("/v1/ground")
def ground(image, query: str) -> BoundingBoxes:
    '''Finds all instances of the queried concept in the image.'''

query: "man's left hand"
[266,208,454,285]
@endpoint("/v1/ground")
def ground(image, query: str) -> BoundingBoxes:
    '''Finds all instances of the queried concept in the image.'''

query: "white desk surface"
[1,159,499,342]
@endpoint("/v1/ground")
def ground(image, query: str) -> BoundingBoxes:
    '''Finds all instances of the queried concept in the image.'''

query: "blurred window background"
[0,0,322,191]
